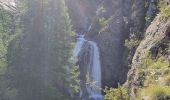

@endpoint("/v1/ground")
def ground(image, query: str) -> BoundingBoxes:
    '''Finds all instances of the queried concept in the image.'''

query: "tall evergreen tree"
[7,0,75,100]
[0,4,21,99]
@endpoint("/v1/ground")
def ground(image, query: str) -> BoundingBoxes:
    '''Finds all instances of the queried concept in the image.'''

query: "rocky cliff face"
[96,0,129,88]
[127,0,170,99]
[127,14,170,99]
[65,0,98,33]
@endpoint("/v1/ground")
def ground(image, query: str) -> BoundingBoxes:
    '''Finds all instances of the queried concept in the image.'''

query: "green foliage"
[124,39,140,68]
[145,16,151,22]
[3,0,76,99]
[0,38,7,75]
[142,51,169,69]
[159,0,170,18]
[98,17,108,28]
[125,39,140,50]
[104,85,129,100]
[53,1,76,98]
[0,9,11,74]
[70,65,80,94]
[0,7,19,99]
[60,0,74,36]
[140,86,170,100]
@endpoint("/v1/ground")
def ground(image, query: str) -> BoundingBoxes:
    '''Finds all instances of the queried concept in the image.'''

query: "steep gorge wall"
[96,0,129,88]
[66,0,169,93]
[97,0,160,88]
[65,0,98,33]
[66,0,130,88]
[127,14,170,99]
[127,0,170,98]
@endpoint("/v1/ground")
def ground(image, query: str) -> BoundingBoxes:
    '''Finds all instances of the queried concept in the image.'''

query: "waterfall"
[74,35,103,100]
[87,41,102,100]
[73,35,86,60]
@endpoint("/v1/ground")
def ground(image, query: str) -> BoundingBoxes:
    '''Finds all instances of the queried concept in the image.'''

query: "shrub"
[98,17,108,28]
[141,86,170,100]
[150,56,169,69]
[159,0,170,18]
[124,39,140,50]
[104,85,129,100]
[142,51,169,69]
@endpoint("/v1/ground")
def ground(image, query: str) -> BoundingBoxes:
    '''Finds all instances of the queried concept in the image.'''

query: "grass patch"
[159,0,170,18]
[140,86,170,100]
[142,51,169,69]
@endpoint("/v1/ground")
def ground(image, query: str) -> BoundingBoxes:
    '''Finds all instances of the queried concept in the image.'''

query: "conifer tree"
[7,0,75,100]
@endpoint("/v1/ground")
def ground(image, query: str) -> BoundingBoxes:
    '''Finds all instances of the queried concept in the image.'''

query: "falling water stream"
[74,34,103,100]
[72,2,106,99]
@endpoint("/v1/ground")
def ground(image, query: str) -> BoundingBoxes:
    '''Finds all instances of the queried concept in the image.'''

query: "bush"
[141,86,170,100]
[104,85,129,100]
[98,17,108,28]
[142,51,169,69]
[124,39,140,50]
[159,0,170,18]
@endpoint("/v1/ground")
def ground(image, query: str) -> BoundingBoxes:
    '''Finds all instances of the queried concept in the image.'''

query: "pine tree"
[7,0,75,100]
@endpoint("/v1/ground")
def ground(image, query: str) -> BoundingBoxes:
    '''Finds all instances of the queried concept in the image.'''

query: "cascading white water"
[74,35,103,100]
[87,41,102,100]
[73,35,86,59]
